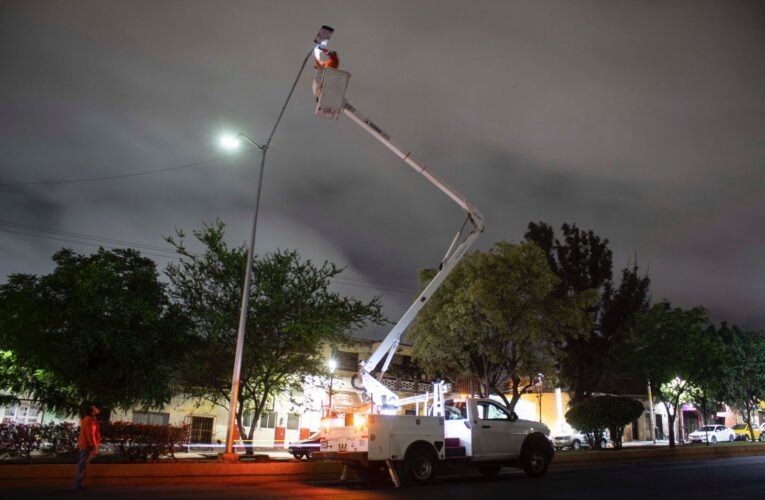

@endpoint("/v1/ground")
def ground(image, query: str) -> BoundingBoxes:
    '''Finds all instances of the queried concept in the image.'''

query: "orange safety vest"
[78,415,101,450]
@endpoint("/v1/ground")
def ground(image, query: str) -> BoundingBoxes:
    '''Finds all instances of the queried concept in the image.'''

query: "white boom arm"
[313,66,484,413]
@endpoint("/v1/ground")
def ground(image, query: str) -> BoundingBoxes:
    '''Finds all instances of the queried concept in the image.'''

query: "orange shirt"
[77,415,101,450]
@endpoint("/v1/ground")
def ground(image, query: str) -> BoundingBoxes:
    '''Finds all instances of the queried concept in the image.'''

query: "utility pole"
[647,380,656,444]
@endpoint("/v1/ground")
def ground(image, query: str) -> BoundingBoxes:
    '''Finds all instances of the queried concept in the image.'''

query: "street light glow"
[219,133,242,151]
[328,358,337,373]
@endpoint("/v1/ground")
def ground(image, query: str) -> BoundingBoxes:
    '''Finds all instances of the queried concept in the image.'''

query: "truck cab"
[444,398,550,462]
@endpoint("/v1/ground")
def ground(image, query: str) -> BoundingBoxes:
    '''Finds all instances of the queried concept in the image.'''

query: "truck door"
[471,399,516,460]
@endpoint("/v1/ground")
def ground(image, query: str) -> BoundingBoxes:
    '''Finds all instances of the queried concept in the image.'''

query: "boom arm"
[313,65,484,412]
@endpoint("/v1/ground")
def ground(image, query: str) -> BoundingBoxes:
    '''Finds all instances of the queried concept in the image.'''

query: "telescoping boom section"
[311,35,484,415]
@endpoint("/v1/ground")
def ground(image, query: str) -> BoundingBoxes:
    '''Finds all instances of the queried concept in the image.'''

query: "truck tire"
[520,435,552,478]
[478,465,501,477]
[402,445,437,485]
[571,439,581,450]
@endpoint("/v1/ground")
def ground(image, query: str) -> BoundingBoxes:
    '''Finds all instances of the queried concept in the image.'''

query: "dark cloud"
[1,0,764,333]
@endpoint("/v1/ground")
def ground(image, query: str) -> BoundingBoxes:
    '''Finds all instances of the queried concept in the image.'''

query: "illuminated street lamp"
[219,131,264,460]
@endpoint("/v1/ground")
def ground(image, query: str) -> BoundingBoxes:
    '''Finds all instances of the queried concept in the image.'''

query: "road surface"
[5,454,764,499]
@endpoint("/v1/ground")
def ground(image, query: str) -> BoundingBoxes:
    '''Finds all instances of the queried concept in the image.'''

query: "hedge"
[0,421,190,462]
[566,395,645,449]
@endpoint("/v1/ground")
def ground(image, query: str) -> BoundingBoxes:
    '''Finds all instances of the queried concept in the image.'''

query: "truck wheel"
[479,465,501,477]
[403,445,437,485]
[571,439,581,450]
[521,436,552,478]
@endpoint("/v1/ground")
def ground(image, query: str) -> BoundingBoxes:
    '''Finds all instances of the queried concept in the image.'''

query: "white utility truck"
[309,27,554,486]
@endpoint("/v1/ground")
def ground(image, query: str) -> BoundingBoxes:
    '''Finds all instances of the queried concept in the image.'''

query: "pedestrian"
[74,402,101,490]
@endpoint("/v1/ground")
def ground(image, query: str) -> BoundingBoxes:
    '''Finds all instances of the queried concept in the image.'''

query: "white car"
[553,430,608,450]
[688,425,735,444]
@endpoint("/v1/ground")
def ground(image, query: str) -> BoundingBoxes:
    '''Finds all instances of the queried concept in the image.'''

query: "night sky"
[2,1,764,336]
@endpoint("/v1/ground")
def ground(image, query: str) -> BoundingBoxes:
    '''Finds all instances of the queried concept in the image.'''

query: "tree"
[410,241,595,413]
[718,324,765,442]
[164,221,384,451]
[0,248,189,415]
[525,222,651,402]
[565,395,645,449]
[623,302,714,447]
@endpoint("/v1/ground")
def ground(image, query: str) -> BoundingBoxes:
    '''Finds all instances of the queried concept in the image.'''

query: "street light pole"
[328,359,337,412]
[220,26,334,461]
[221,133,265,459]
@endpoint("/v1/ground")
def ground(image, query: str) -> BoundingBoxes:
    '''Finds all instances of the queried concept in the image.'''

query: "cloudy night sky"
[2,0,764,336]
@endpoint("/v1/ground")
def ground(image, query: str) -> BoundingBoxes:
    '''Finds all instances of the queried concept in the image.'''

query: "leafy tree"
[623,302,714,447]
[686,384,725,427]
[410,241,595,413]
[0,248,189,415]
[164,221,384,451]
[718,324,765,442]
[525,222,650,402]
[565,395,645,449]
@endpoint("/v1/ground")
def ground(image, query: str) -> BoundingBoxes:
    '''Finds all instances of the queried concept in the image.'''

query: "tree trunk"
[743,402,755,442]
[663,401,676,448]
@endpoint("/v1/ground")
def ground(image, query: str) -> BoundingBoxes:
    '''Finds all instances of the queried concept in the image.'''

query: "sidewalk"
[174,450,295,460]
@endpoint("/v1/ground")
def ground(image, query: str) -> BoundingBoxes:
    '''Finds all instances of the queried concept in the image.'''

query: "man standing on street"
[74,403,101,490]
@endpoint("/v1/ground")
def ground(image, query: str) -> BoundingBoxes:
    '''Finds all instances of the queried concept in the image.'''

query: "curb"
[554,443,765,465]
[0,461,348,488]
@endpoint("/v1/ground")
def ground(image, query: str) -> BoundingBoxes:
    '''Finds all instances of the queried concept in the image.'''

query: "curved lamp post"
[218,25,335,461]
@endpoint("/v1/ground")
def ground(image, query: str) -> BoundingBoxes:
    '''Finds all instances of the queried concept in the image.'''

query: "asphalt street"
[4,454,765,499]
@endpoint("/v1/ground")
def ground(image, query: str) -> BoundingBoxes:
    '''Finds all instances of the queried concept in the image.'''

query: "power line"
[0,220,178,254]
[0,224,418,294]
[0,150,258,187]
[0,228,180,261]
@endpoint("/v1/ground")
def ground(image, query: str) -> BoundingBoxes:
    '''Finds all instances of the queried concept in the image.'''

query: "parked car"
[759,423,765,442]
[731,423,761,441]
[688,425,735,444]
[288,432,321,459]
[553,430,608,450]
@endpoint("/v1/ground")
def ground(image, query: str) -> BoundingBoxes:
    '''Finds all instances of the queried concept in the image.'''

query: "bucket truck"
[309,26,553,486]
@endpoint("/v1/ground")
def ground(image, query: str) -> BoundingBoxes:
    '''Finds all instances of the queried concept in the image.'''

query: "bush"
[40,422,79,457]
[0,422,43,461]
[0,421,189,462]
[566,395,645,449]
[101,421,190,462]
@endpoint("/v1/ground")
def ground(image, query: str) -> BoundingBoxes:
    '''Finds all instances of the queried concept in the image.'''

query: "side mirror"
[509,412,518,422]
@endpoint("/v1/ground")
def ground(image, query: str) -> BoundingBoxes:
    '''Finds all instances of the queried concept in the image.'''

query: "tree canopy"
[165,221,384,448]
[525,222,651,402]
[410,241,595,413]
[0,248,189,415]
[623,301,715,447]
[717,324,765,442]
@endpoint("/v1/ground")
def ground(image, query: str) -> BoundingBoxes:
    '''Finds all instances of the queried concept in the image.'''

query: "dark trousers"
[74,447,98,489]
